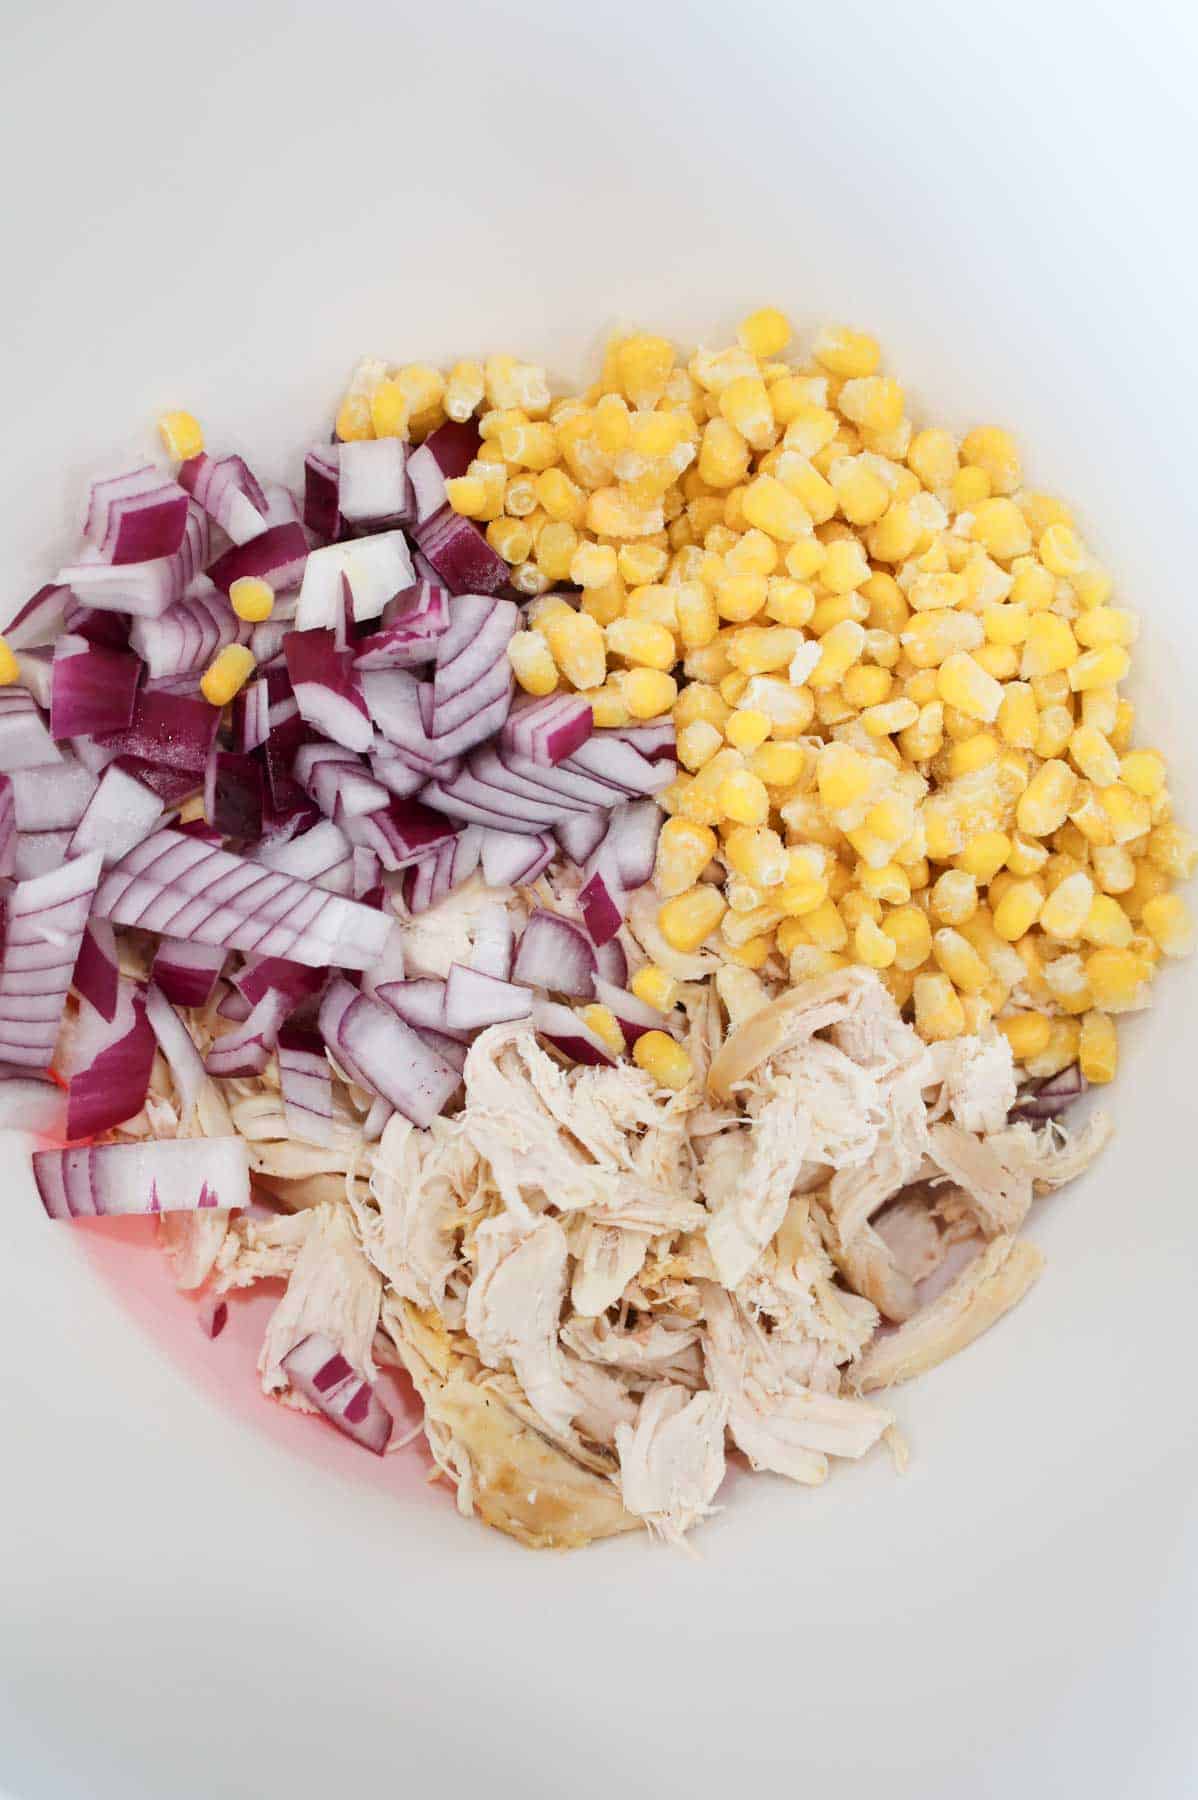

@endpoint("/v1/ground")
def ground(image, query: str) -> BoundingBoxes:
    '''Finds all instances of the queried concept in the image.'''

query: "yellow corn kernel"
[901,610,984,668]
[954,831,1011,885]
[837,376,904,436]
[717,769,770,827]
[935,651,1003,724]
[812,325,880,379]
[445,474,492,520]
[1146,824,1197,880]
[815,742,874,815]
[629,965,677,1014]
[673,683,730,732]
[958,425,1020,495]
[720,903,782,949]
[839,664,890,712]
[531,466,583,526]
[712,572,765,624]
[727,626,802,676]
[1030,704,1072,762]
[858,862,911,906]
[969,497,1032,562]
[809,591,868,637]
[696,418,750,490]
[1142,893,1193,958]
[592,393,631,454]
[1016,759,1076,838]
[904,427,957,494]
[736,307,791,358]
[1085,947,1151,1012]
[951,465,992,512]
[1021,612,1079,680]
[779,538,824,584]
[1038,522,1085,578]
[898,700,945,763]
[1004,832,1049,878]
[746,742,802,788]
[654,819,718,898]
[788,898,843,955]
[724,708,771,752]
[850,916,894,969]
[1089,844,1135,896]
[1071,565,1113,609]
[879,905,931,971]
[992,879,1045,941]
[542,609,606,690]
[717,377,773,452]
[578,1004,626,1059]
[670,581,716,651]
[1074,607,1138,650]
[981,603,1028,649]
[442,360,484,423]
[586,487,663,539]
[1077,1010,1117,1084]
[200,644,255,708]
[724,824,787,885]
[809,619,866,690]
[586,683,630,728]
[506,630,558,697]
[737,473,808,542]
[1068,724,1120,789]
[631,1029,692,1089]
[228,577,274,624]
[860,698,917,738]
[621,667,677,719]
[1068,645,1129,693]
[1081,894,1133,949]
[158,410,204,460]
[620,542,671,586]
[819,538,871,595]
[605,617,675,671]
[607,336,672,410]
[580,582,626,629]
[1016,494,1072,540]
[335,393,374,442]
[568,543,616,591]
[998,1010,1053,1061]
[1119,749,1167,798]
[913,971,966,1041]
[839,890,881,934]
[533,521,577,583]
[0,637,19,686]
[674,720,721,772]
[763,579,815,628]
[486,516,533,564]
[929,869,978,926]
[1098,782,1150,846]
[1008,557,1054,612]
[947,732,999,779]
[1039,870,1095,941]
[827,456,891,526]
[931,927,989,993]
[1018,1016,1080,1081]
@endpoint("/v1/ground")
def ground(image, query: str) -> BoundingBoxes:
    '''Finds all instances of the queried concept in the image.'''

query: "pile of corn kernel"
[336,313,1196,1087]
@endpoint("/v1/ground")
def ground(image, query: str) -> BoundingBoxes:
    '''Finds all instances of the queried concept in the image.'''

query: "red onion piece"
[413,504,507,595]
[532,998,616,1068]
[0,689,63,772]
[98,689,218,777]
[206,750,265,840]
[444,963,532,1029]
[16,647,54,709]
[295,530,415,631]
[562,736,676,797]
[63,598,131,649]
[144,982,211,1121]
[349,794,462,873]
[604,720,677,762]
[284,627,373,753]
[303,448,340,542]
[512,909,597,999]
[555,810,609,866]
[197,1294,228,1339]
[1010,1064,1088,1122]
[257,819,353,894]
[605,799,662,889]
[278,1023,334,1146]
[470,904,514,980]
[129,584,248,680]
[336,988,461,1127]
[479,829,554,887]
[14,831,74,879]
[68,764,163,866]
[233,954,326,1011]
[0,1063,67,1136]
[232,678,270,754]
[337,440,410,528]
[94,828,391,970]
[178,452,269,544]
[592,975,668,1046]
[33,1137,250,1219]
[374,977,469,1042]
[578,847,625,948]
[65,981,156,1139]
[501,693,594,767]
[0,852,101,1069]
[84,467,190,564]
[73,919,120,1022]
[207,522,309,596]
[353,581,451,671]
[495,743,625,808]
[294,742,389,821]
[58,502,209,618]
[280,1332,394,1455]
[593,935,628,989]
[468,746,594,816]
[425,761,584,832]
[10,756,97,832]
[151,937,226,1008]
[0,773,12,879]
[49,638,141,739]
[4,583,71,651]
[406,420,480,526]
[204,988,289,1078]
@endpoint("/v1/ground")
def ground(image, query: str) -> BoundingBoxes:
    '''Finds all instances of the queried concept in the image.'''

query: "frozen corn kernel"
[838,376,905,434]
[932,927,990,993]
[737,307,791,358]
[673,683,730,731]
[630,965,677,1013]
[676,720,724,771]
[507,631,558,696]
[724,708,771,752]
[605,617,675,671]
[960,426,1021,495]
[543,608,605,689]
[1119,749,1166,798]
[747,741,803,787]
[579,1004,626,1059]
[1146,824,1197,880]
[658,887,727,953]
[914,971,967,1041]
[717,769,770,826]
[200,644,256,707]
[443,360,484,422]
[587,684,630,728]
[1038,522,1085,577]
[633,1030,692,1090]
[998,1010,1053,1061]
[0,637,18,686]
[970,498,1032,562]
[1039,870,1094,940]
[820,538,872,594]
[228,582,277,629]
[853,916,896,968]
[571,542,619,589]
[1082,894,1133,949]
[1021,612,1079,679]
[1069,645,1130,692]
[936,652,1003,723]
[879,905,931,970]
[158,410,204,461]
[1068,724,1120,788]
[1078,1010,1117,1083]
[930,869,978,926]
[1016,759,1076,837]
[992,879,1045,941]
[715,572,768,623]
[655,817,718,897]
[957,831,1012,883]
[486,516,533,564]
[1085,947,1152,1012]
[813,325,881,379]
[1141,893,1193,958]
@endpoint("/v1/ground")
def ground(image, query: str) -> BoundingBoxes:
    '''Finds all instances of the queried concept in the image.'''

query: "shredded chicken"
[140,944,1109,1551]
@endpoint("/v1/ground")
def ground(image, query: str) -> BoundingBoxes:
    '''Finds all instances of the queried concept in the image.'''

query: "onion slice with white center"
[0,852,102,1070]
[277,1024,335,1147]
[444,963,532,1030]
[33,1137,250,1219]
[512,909,597,999]
[280,1332,394,1455]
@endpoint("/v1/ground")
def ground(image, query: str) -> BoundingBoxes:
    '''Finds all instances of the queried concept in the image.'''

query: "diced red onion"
[495,743,625,809]
[73,919,120,1022]
[233,953,326,1011]
[294,742,389,821]
[33,1136,250,1219]
[605,799,662,889]
[207,522,309,596]
[14,831,74,879]
[501,693,594,767]
[284,628,373,753]
[563,736,675,797]
[114,757,200,807]
[63,599,131,649]
[84,467,190,564]
[512,909,597,999]
[178,452,269,544]
[468,746,594,816]
[555,810,609,865]
[1010,1064,1088,1121]
[470,904,514,979]
[206,749,265,840]
[413,503,507,595]
[444,963,532,1029]
[99,689,218,777]
[336,988,461,1127]
[0,773,12,879]
[479,828,554,887]
[0,1063,67,1136]
[374,977,469,1043]
[58,502,209,618]
[259,482,304,532]
[337,440,410,528]
[151,937,226,1008]
[0,851,101,1069]
[48,637,141,739]
[197,1294,228,1339]
[129,584,248,680]
[348,793,462,872]
[144,981,212,1121]
[425,761,585,833]
[594,935,628,989]
[3,583,71,651]
[0,689,63,772]
[9,756,97,832]
[277,1023,335,1146]
[353,581,451,671]
[257,819,353,894]
[414,1026,468,1073]
[303,448,340,542]
[232,678,270,754]
[577,845,625,948]
[295,530,415,631]
[605,719,676,762]
[352,845,381,899]
[280,1332,394,1455]
[405,420,479,527]
[531,998,616,1068]
[370,752,439,799]
[15,647,54,709]
[217,987,253,1023]
[93,828,391,970]
[65,980,156,1139]
[68,763,163,866]
[400,840,457,914]
[204,988,289,1078]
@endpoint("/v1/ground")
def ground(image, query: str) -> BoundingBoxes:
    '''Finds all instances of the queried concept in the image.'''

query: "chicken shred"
[137,946,1109,1550]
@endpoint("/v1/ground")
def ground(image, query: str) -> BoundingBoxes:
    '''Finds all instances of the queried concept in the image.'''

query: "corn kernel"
[736,307,791,358]
[1098,782,1151,845]
[578,1004,626,1059]
[717,769,770,826]
[712,572,765,624]
[630,965,676,1013]
[1039,870,1094,940]
[631,1029,692,1089]
[743,742,800,788]
[223,577,273,625]
[1146,824,1197,880]
[838,376,904,436]
[954,831,1011,884]
[1009,557,1055,611]
[200,644,255,708]
[568,543,616,590]
[1077,1010,1117,1084]
[930,869,978,926]
[158,410,204,460]
[848,916,893,969]
[335,393,374,442]
[717,377,774,452]
[828,456,891,526]
[622,667,677,719]
[970,498,1032,562]
[1081,894,1133,949]
[1068,724,1120,789]
[507,630,559,697]
[486,516,533,565]
[674,719,722,772]
[913,971,966,1040]
[813,326,880,379]
[1021,612,1079,679]
[1085,947,1151,1012]
[1021,1016,1081,1080]
[0,637,19,686]
[931,927,989,993]
[951,465,991,512]
[935,652,1003,723]
[605,617,675,671]
[957,425,1020,495]
[1068,645,1129,693]
[762,578,815,629]
[543,609,605,689]
[820,538,871,594]
[1016,759,1076,837]
[1039,522,1085,577]
[1142,893,1193,958]
[901,610,984,668]
[727,625,802,676]
[1119,750,1166,798]
[655,817,717,897]
[998,1011,1053,1061]
[723,708,770,752]
[586,683,630,728]
[992,879,1044,941]
[441,360,484,423]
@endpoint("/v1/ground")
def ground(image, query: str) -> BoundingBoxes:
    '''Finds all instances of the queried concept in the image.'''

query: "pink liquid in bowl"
[76,1215,439,1504]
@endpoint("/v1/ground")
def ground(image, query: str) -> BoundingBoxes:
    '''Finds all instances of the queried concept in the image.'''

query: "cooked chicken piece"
[615,1383,729,1545]
[465,1214,577,1436]
[561,1354,640,1448]
[215,1207,316,1291]
[258,1202,382,1395]
[812,1196,919,1324]
[873,1194,948,1288]
[353,1112,462,1311]
[708,966,911,1100]
[568,1220,653,1317]
[160,1210,231,1291]
[699,1096,813,1288]
[926,1032,1017,1135]
[561,1313,704,1385]
[400,873,516,980]
[715,963,772,1028]
[984,1111,1115,1192]
[825,1058,932,1243]
[853,1234,1045,1392]
[926,1122,1035,1237]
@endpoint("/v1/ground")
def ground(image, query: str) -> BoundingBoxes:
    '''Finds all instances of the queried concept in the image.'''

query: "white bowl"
[2,4,1197,1796]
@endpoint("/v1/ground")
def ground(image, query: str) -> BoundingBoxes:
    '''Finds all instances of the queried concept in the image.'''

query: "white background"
[1,1,1196,1795]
